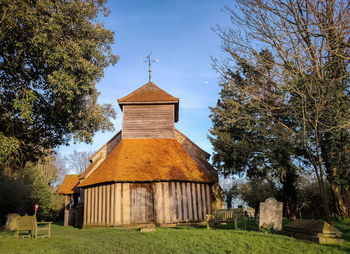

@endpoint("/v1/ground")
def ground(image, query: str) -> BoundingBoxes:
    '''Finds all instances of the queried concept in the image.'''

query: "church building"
[58,81,222,227]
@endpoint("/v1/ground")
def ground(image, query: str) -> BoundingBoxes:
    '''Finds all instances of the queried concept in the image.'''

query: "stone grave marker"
[282,219,344,244]
[246,207,255,220]
[259,198,283,231]
[5,213,20,231]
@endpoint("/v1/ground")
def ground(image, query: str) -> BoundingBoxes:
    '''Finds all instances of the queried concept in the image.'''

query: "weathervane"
[141,52,159,82]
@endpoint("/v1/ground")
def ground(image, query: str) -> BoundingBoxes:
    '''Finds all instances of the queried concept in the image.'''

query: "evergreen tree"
[211,0,350,222]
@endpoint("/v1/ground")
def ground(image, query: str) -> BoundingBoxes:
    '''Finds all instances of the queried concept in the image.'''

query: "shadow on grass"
[172,220,259,231]
[172,219,350,252]
[53,220,64,226]
[333,218,350,242]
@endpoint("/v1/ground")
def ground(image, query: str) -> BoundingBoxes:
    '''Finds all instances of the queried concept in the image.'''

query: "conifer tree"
[211,0,350,221]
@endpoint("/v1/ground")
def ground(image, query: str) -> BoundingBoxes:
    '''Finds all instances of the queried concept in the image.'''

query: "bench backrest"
[214,208,244,220]
[16,216,36,231]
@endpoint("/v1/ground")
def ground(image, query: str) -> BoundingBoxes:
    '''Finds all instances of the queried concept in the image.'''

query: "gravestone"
[5,213,20,231]
[282,219,344,244]
[246,207,255,219]
[140,224,156,232]
[140,227,156,232]
[259,198,283,231]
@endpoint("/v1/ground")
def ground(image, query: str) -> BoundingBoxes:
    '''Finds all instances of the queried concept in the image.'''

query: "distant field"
[0,219,349,254]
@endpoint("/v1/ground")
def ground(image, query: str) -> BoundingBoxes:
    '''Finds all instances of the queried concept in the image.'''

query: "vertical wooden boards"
[83,182,212,226]
[196,184,203,221]
[140,187,146,222]
[206,184,211,215]
[106,184,110,226]
[122,104,175,139]
[163,182,170,223]
[176,182,182,222]
[110,184,115,226]
[94,186,98,225]
[145,185,154,222]
[182,182,188,221]
[92,187,95,226]
[170,182,177,223]
[130,186,135,223]
[191,183,198,221]
[147,184,154,222]
[90,188,93,226]
[84,188,88,226]
[64,195,69,226]
[88,187,92,225]
[90,187,94,225]
[102,185,106,226]
[201,184,207,218]
[83,189,87,226]
[93,187,96,225]
[130,184,154,223]
[155,182,163,223]
[186,183,193,221]
[140,187,145,222]
[153,183,158,223]
[115,183,122,225]
[123,183,130,224]
[131,185,139,223]
[98,185,102,225]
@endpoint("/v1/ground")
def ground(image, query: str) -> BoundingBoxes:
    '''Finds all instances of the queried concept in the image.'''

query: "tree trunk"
[312,160,332,223]
[332,185,350,218]
[313,162,332,223]
[319,185,332,223]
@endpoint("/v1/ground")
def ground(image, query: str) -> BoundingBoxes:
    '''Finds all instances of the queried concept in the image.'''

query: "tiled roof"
[78,139,215,187]
[118,82,179,104]
[57,175,80,194]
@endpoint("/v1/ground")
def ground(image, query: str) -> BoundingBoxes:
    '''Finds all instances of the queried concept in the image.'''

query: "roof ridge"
[118,82,179,103]
[118,82,153,102]
[175,129,210,157]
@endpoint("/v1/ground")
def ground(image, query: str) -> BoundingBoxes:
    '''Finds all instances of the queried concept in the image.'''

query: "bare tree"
[64,150,94,175]
[212,0,350,222]
[54,152,68,185]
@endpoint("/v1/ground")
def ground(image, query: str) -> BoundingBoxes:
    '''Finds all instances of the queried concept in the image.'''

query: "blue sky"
[58,0,232,157]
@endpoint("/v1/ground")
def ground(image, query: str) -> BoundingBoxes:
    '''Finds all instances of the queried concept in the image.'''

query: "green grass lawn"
[0,219,349,254]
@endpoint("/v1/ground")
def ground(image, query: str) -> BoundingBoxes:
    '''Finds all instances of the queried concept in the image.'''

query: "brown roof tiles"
[58,175,80,194]
[118,82,179,104]
[78,139,215,187]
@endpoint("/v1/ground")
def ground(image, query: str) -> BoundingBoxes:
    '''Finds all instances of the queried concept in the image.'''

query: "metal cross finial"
[141,52,159,82]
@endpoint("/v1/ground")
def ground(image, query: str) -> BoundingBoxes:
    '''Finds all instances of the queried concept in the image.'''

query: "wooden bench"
[16,216,52,239]
[206,208,246,230]
[16,216,36,239]
[35,221,53,239]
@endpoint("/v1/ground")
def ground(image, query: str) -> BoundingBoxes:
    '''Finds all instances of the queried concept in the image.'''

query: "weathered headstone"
[140,227,156,232]
[259,198,283,231]
[140,225,156,232]
[246,207,255,219]
[5,213,20,231]
[282,219,344,244]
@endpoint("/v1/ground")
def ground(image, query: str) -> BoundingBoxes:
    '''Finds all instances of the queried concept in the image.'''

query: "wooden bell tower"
[118,82,179,139]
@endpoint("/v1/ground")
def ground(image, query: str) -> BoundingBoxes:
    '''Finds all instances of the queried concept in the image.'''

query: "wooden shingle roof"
[118,82,179,104]
[78,139,215,187]
[58,175,80,194]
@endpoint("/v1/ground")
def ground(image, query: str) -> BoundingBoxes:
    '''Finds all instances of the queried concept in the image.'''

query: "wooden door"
[130,184,154,224]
